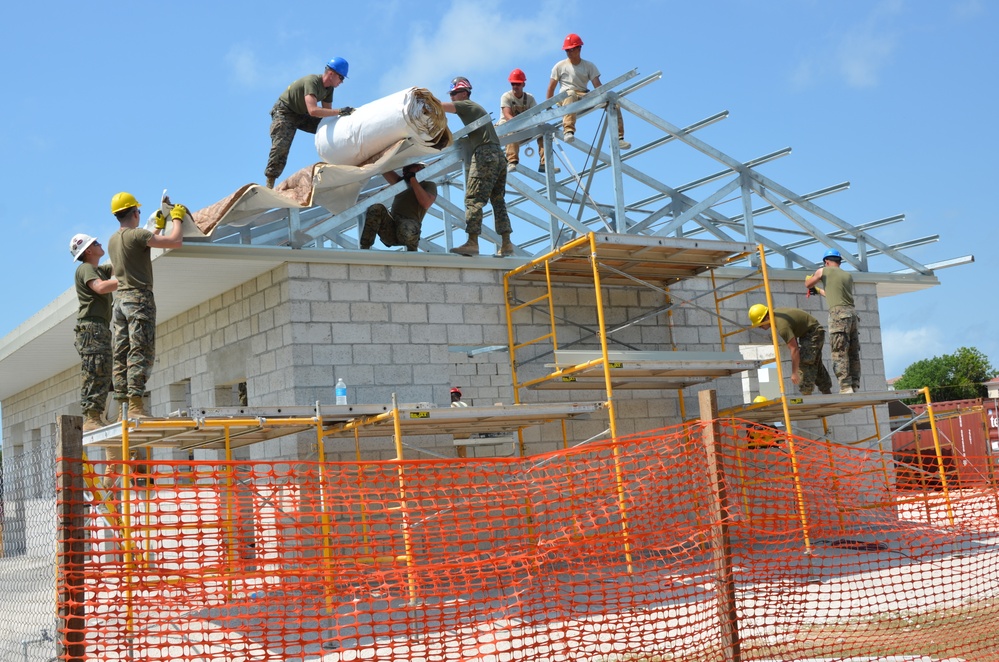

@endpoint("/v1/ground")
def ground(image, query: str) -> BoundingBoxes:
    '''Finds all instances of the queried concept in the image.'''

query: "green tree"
[894,346,995,402]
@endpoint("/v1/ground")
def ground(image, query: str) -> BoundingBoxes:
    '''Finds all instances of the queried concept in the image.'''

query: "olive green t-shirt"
[820,265,855,309]
[75,262,114,321]
[108,227,155,291]
[772,308,820,345]
[278,74,334,116]
[453,100,500,151]
[391,181,439,221]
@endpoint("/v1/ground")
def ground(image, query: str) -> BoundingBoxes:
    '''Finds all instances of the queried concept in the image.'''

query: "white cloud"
[834,0,902,88]
[225,45,261,87]
[881,325,947,378]
[791,0,903,90]
[224,45,315,91]
[377,0,560,96]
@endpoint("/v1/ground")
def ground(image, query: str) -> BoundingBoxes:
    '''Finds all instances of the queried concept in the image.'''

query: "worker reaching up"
[108,192,185,419]
[441,76,514,257]
[547,33,630,150]
[805,249,860,393]
[265,57,355,189]
[360,163,437,252]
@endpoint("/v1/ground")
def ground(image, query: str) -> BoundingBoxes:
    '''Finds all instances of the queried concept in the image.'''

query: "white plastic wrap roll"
[314,87,450,166]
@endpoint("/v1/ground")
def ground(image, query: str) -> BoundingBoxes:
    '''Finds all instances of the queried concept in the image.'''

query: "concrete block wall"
[1,261,891,468]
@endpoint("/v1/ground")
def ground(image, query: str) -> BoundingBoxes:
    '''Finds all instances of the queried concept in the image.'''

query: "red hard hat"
[450,387,462,394]
[508,68,527,84]
[562,33,583,50]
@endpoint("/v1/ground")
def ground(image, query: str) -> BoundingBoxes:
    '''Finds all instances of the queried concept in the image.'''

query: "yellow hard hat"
[748,303,768,327]
[753,395,769,404]
[110,192,141,214]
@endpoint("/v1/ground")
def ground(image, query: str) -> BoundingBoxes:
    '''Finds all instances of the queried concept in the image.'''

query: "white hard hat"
[70,233,97,261]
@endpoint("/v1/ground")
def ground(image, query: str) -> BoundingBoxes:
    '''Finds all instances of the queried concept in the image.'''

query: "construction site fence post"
[698,390,741,662]
[56,414,86,662]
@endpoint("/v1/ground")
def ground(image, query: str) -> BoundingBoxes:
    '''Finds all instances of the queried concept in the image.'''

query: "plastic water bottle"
[335,378,348,405]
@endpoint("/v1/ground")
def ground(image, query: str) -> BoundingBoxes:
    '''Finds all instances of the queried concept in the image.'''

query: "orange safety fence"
[57,420,999,661]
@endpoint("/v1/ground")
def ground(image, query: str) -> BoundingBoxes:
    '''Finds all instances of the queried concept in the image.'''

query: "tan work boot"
[450,235,479,256]
[82,410,103,433]
[497,234,515,257]
[127,396,150,420]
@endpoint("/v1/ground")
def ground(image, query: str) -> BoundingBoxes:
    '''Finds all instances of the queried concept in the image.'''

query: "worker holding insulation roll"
[442,76,514,257]
[265,57,355,188]
[360,163,438,252]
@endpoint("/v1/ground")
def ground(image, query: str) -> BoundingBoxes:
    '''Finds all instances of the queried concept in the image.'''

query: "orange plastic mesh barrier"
[60,420,999,661]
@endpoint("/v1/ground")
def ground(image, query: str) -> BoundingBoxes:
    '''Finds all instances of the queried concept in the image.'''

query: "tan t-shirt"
[500,90,537,118]
[550,58,600,93]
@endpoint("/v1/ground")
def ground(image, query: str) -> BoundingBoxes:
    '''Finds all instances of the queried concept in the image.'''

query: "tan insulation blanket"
[192,137,446,237]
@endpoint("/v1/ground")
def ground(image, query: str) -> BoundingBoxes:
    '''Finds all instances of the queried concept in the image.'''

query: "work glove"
[170,203,188,221]
[338,106,355,116]
[403,170,416,183]
[153,210,167,230]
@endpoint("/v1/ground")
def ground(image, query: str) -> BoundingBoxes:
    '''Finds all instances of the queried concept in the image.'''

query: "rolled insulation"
[315,87,451,166]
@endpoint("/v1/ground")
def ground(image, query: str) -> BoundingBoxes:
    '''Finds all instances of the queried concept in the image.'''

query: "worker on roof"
[748,304,833,396]
[441,76,514,257]
[805,249,860,394]
[546,33,630,151]
[499,69,555,175]
[360,163,437,252]
[108,192,186,420]
[70,233,118,433]
[264,58,354,189]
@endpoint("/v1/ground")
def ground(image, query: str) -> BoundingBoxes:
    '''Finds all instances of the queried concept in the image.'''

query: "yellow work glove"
[170,204,188,221]
[153,210,167,230]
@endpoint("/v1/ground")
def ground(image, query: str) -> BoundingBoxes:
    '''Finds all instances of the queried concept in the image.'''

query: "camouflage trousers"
[112,289,156,399]
[361,204,421,251]
[74,318,112,414]
[465,144,511,237]
[265,103,322,181]
[796,326,833,396]
[828,306,861,390]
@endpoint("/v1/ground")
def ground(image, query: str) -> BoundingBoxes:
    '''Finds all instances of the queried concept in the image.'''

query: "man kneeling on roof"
[360,163,437,252]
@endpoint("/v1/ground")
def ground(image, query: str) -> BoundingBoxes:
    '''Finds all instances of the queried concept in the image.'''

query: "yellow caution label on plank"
[789,398,803,404]
[409,411,430,419]
[561,376,577,382]
[609,362,623,368]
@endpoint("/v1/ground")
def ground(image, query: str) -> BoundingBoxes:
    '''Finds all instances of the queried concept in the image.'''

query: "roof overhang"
[716,266,940,298]
[0,246,938,402]
[0,244,519,401]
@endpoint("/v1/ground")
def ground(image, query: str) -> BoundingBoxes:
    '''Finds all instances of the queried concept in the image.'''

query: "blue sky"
[0,0,995,379]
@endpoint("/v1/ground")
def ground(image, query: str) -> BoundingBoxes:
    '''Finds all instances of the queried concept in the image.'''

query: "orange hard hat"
[508,68,527,84]
[562,33,583,50]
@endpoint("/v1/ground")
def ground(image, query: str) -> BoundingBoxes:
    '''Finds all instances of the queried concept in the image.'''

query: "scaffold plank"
[323,402,605,439]
[714,390,921,423]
